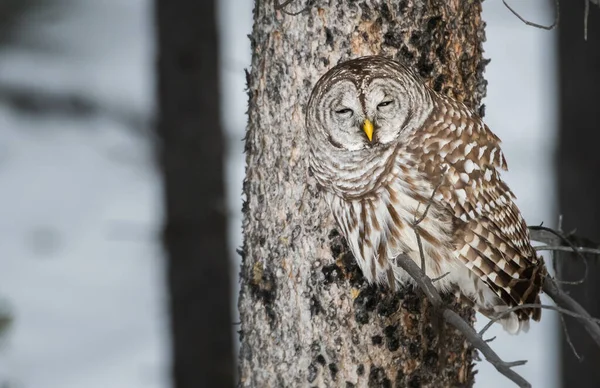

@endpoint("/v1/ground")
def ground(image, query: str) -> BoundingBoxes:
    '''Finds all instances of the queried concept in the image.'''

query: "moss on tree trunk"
[239,1,488,386]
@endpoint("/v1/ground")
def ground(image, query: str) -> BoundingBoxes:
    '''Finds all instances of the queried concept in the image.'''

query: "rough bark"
[155,0,234,387]
[557,2,600,386]
[239,1,488,386]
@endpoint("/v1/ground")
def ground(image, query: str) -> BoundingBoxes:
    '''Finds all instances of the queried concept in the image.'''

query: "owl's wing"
[409,95,545,320]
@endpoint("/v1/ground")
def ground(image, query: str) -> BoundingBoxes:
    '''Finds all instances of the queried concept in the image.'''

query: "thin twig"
[414,174,444,226]
[535,245,600,255]
[415,231,427,277]
[478,302,600,337]
[395,254,531,388]
[413,179,443,277]
[528,225,589,285]
[432,272,451,283]
[559,313,583,362]
[503,0,559,30]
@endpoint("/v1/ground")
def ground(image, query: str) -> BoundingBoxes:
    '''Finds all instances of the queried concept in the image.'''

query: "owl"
[305,56,546,333]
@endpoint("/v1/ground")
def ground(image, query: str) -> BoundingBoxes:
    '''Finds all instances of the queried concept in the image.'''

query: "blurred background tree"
[155,0,234,387]
[557,2,600,387]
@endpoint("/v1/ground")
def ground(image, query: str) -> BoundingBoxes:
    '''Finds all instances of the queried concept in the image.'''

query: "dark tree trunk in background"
[557,3,600,388]
[155,1,233,387]
[239,1,488,386]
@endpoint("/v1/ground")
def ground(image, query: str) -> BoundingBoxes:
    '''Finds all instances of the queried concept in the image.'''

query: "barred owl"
[305,56,546,333]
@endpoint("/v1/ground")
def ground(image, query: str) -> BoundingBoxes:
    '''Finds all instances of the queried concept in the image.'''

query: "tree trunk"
[557,2,600,387]
[239,1,488,386]
[155,0,234,387]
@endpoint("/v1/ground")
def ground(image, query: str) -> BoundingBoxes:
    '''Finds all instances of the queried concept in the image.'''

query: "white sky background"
[0,0,558,387]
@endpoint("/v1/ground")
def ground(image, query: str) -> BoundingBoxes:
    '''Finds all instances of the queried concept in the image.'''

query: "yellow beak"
[363,119,374,142]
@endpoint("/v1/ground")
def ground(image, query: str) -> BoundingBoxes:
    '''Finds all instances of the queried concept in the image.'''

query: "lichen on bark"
[239,1,488,386]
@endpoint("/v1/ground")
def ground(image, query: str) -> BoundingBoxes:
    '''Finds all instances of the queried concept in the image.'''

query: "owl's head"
[306,56,433,153]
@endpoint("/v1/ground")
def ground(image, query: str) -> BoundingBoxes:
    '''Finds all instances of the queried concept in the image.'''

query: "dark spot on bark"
[408,341,420,357]
[259,236,266,246]
[342,254,364,285]
[377,292,400,317]
[399,46,414,62]
[346,382,356,388]
[433,74,445,92]
[383,31,402,49]
[371,335,383,346]
[394,369,405,387]
[417,55,434,78]
[316,354,326,366]
[321,57,330,67]
[408,374,421,388]
[307,363,318,383]
[401,288,421,313]
[427,16,442,32]
[322,264,341,284]
[325,27,334,47]
[310,295,323,316]
[354,285,379,324]
[368,367,391,388]
[435,45,446,63]
[359,2,372,20]
[383,325,400,352]
[409,31,422,45]
[424,350,438,367]
[351,328,361,345]
[362,32,369,42]
[248,263,277,327]
[357,364,365,376]
[424,325,436,344]
[380,3,391,20]
[398,0,408,14]
[329,363,339,380]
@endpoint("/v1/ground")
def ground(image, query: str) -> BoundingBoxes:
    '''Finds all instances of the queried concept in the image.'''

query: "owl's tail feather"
[456,261,546,334]
[458,292,532,334]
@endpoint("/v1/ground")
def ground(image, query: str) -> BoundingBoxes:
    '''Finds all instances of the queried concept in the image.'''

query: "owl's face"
[307,56,432,155]
[318,78,414,151]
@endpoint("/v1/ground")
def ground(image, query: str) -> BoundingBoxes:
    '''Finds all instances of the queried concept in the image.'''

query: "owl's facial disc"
[363,78,412,145]
[320,81,373,151]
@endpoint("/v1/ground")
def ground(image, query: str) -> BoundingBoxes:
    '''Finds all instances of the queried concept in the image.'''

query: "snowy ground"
[0,0,558,387]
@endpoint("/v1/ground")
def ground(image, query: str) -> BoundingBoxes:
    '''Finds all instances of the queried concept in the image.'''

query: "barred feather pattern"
[306,57,546,334]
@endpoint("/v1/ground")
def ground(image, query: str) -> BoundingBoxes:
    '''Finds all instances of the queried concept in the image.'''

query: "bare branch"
[542,275,600,348]
[503,0,559,30]
[395,254,531,388]
[529,225,563,246]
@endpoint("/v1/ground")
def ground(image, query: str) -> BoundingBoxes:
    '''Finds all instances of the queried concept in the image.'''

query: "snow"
[0,0,558,387]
